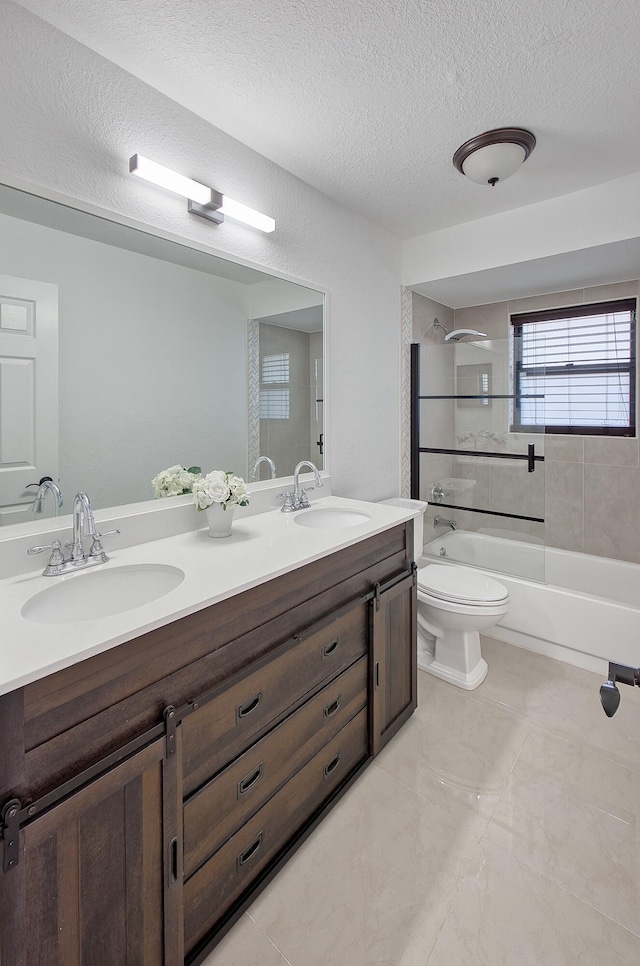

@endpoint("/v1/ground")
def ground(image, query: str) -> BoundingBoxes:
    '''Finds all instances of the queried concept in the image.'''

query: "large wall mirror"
[0,183,324,528]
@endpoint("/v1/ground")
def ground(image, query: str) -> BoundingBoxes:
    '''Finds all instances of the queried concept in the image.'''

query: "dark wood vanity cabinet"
[0,523,416,966]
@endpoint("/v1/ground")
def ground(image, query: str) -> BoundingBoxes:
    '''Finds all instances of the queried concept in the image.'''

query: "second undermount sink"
[21,563,185,624]
[294,507,373,529]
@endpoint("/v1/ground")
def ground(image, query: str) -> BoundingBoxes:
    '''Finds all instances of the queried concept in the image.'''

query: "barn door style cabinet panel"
[0,523,417,966]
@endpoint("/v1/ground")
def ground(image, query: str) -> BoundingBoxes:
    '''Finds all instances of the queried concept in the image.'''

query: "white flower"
[209,479,232,504]
[192,470,250,510]
[227,475,249,506]
[207,470,227,484]
[152,464,200,498]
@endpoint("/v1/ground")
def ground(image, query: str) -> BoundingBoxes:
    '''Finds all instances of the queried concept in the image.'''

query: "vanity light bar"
[219,197,275,234]
[129,155,275,233]
[129,155,212,205]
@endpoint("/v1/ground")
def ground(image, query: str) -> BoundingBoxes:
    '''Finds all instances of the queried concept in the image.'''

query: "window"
[260,352,290,419]
[511,299,636,436]
[261,352,289,384]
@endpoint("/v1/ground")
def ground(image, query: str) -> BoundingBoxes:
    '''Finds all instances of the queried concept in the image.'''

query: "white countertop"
[0,496,416,696]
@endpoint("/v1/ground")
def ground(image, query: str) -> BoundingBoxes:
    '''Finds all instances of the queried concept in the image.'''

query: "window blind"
[259,389,290,419]
[261,352,290,384]
[511,299,636,436]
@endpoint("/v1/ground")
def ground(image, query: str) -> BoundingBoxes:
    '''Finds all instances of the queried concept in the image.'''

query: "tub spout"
[434,515,457,531]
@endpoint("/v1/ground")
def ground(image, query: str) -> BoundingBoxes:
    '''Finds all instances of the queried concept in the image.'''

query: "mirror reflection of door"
[0,275,58,525]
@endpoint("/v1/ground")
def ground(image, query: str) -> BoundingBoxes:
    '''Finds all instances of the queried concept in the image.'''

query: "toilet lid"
[417,564,508,604]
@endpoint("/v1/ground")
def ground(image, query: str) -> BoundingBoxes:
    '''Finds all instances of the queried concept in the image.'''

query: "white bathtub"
[422,530,640,674]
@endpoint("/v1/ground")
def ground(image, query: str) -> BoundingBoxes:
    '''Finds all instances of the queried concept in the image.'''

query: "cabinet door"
[370,569,417,755]
[0,737,181,966]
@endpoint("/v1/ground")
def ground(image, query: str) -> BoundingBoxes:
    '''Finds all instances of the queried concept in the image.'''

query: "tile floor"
[203,636,640,965]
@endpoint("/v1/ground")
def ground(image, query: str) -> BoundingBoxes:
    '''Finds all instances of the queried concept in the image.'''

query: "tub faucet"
[251,456,276,480]
[434,515,457,531]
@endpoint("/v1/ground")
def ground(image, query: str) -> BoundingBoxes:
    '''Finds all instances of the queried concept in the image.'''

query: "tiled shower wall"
[412,279,640,564]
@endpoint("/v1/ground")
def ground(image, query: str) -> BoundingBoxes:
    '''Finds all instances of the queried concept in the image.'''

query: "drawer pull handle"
[324,696,341,718]
[237,831,263,870]
[323,754,341,779]
[170,836,179,883]
[323,638,340,658]
[237,762,264,798]
[237,691,262,721]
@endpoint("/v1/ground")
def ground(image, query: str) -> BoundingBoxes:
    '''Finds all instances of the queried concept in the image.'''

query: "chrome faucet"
[434,515,457,531]
[28,491,120,575]
[70,492,98,563]
[251,456,276,480]
[27,478,63,515]
[279,460,323,512]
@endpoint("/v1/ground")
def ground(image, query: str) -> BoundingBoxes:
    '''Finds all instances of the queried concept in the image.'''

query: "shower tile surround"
[412,281,640,563]
[256,322,318,477]
[202,640,640,966]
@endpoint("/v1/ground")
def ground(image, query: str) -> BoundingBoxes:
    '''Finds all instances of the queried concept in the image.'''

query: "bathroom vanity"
[0,504,416,965]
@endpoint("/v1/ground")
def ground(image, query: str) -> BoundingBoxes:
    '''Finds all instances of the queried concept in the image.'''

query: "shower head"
[432,318,450,337]
[444,328,488,342]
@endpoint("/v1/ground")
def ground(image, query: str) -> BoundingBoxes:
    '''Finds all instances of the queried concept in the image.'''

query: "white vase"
[205,503,234,538]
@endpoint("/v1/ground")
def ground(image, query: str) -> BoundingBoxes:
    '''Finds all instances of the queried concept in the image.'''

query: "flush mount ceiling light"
[129,155,276,232]
[452,128,536,187]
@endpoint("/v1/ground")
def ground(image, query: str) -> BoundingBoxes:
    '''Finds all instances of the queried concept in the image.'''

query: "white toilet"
[416,564,509,690]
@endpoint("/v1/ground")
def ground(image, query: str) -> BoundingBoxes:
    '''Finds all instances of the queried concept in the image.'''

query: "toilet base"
[417,650,488,690]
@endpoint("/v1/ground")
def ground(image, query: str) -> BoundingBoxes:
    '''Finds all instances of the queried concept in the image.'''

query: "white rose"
[208,470,227,484]
[207,479,231,504]
[192,473,232,509]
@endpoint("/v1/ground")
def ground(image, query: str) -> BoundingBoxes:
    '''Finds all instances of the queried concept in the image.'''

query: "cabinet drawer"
[183,707,368,954]
[183,655,367,877]
[182,601,367,795]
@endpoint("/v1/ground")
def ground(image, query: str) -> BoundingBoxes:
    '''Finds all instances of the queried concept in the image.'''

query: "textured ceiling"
[14,0,640,239]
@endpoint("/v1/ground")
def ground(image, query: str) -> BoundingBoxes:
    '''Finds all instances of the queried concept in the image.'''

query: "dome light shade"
[453,128,536,186]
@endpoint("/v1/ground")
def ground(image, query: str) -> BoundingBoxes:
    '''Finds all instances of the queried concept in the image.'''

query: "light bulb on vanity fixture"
[129,154,276,232]
[452,128,536,186]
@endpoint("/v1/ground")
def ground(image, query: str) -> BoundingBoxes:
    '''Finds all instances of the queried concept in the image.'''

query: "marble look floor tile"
[487,727,640,935]
[425,839,640,966]
[374,672,529,820]
[474,637,640,772]
[249,765,485,966]
[201,913,290,966]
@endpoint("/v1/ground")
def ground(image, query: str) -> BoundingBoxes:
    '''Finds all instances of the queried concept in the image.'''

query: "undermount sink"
[21,563,185,624]
[294,507,372,529]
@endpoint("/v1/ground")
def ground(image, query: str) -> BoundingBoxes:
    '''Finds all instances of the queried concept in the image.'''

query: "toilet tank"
[379,498,428,562]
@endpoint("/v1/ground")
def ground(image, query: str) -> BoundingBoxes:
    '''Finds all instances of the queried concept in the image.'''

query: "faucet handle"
[27,539,63,559]
[27,540,66,575]
[89,529,121,561]
[277,491,296,513]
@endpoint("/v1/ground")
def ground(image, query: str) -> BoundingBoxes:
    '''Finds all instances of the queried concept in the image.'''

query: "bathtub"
[422,530,640,674]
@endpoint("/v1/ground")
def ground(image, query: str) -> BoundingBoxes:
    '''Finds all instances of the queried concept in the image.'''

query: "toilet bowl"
[417,564,509,690]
